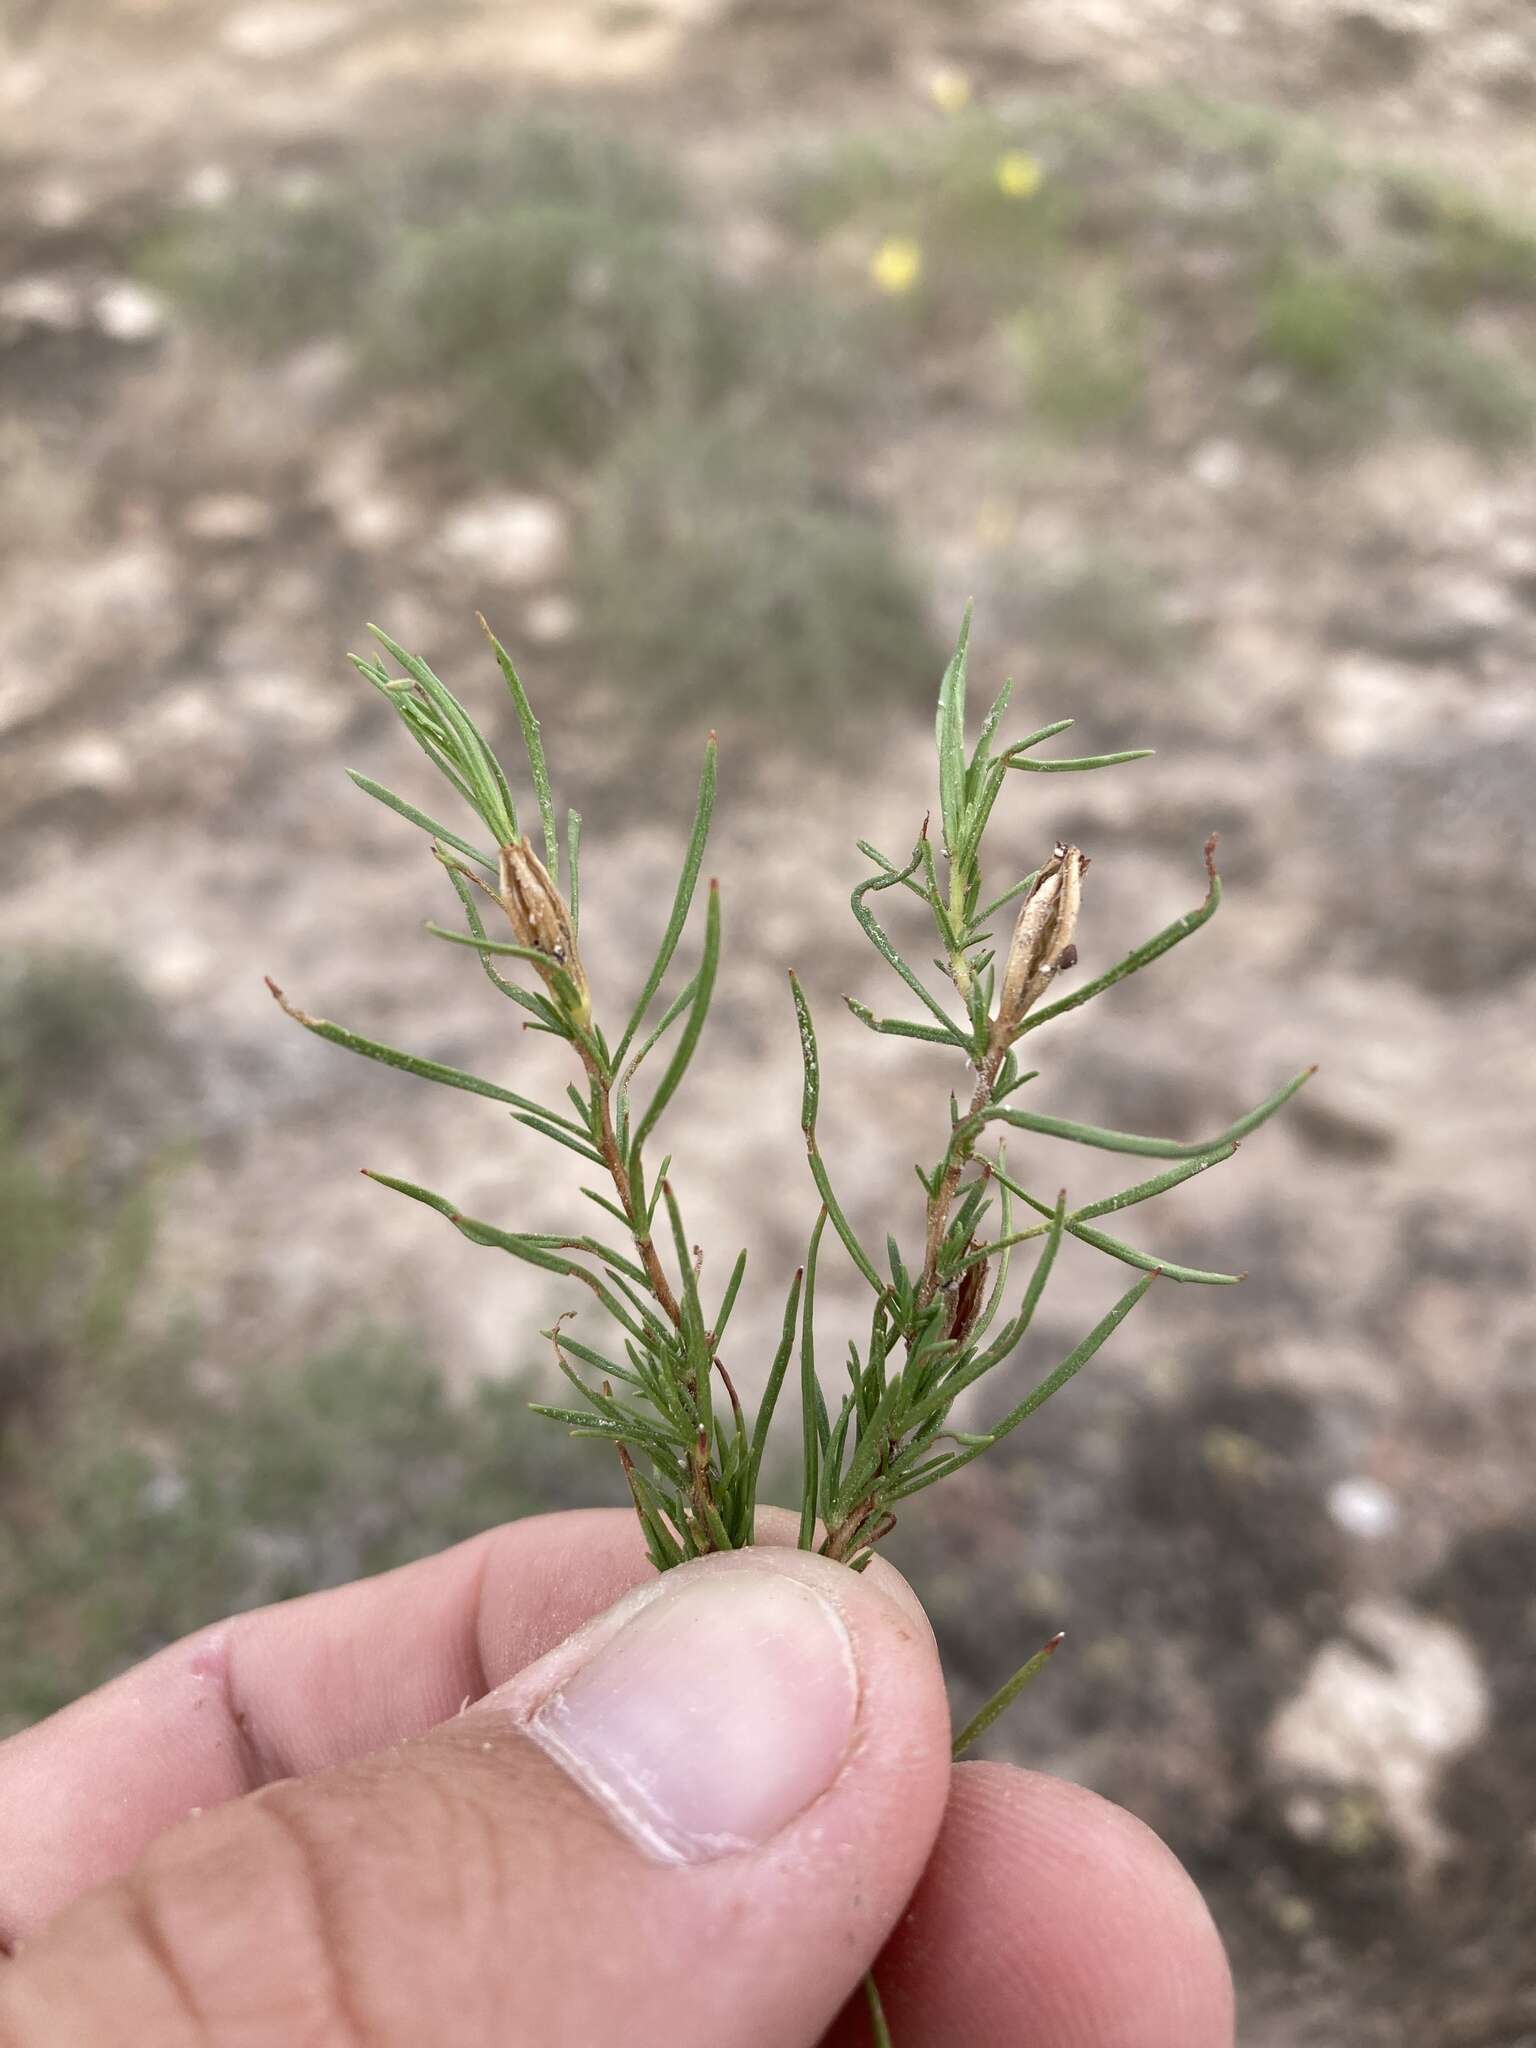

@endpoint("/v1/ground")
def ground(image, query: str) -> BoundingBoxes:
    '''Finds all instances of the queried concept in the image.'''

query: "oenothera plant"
[270,612,1309,1575]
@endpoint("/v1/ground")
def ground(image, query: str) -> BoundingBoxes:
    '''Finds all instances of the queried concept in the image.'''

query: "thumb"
[0,1548,951,2048]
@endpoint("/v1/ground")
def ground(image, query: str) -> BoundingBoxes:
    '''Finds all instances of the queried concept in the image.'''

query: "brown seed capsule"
[994,842,1086,1046]
[498,836,591,1029]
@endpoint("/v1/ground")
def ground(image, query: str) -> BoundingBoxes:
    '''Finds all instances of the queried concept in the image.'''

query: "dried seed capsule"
[994,842,1086,1044]
[498,836,591,1029]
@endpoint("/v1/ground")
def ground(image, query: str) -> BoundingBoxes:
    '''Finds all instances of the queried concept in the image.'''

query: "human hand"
[0,1510,1233,2045]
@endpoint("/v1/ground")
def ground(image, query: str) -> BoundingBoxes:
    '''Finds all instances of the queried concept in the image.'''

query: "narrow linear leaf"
[843,997,969,1047]
[438,861,546,1015]
[346,771,497,872]
[893,1269,1159,1500]
[935,602,973,856]
[1004,746,1155,773]
[999,1178,1243,1286]
[989,1067,1314,1160]
[748,1265,805,1506]
[851,859,971,1045]
[615,733,718,1066]
[631,882,720,1157]
[864,1972,893,2048]
[479,613,559,877]
[798,1210,829,1550]
[1072,1145,1237,1220]
[951,1633,1066,1758]
[566,810,582,933]
[266,980,557,1121]
[1018,836,1220,1036]
[790,976,886,1295]
[712,1249,748,1346]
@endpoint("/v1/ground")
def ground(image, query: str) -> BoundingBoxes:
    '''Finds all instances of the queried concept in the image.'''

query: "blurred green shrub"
[576,418,942,727]
[141,124,766,470]
[0,1330,613,1732]
[781,93,1536,452]
[0,953,616,1734]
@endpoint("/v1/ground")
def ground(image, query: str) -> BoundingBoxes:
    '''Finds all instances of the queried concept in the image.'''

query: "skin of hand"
[0,1508,1234,2047]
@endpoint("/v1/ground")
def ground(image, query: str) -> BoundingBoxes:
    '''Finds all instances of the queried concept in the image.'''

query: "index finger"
[0,1506,653,1943]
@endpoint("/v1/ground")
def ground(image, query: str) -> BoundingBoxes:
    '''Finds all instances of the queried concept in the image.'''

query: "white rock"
[184,163,235,210]
[436,494,569,586]
[29,178,89,231]
[182,493,273,544]
[54,734,131,794]
[523,593,578,645]
[1326,1476,1400,1540]
[0,274,86,334]
[1265,1599,1487,1873]
[1190,438,1244,491]
[220,3,355,59]
[93,280,167,344]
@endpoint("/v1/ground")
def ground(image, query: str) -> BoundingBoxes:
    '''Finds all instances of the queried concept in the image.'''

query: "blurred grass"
[139,118,941,732]
[780,92,1536,452]
[0,955,617,1733]
[576,418,942,725]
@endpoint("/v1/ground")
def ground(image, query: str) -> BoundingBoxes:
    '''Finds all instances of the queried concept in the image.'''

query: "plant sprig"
[270,611,1308,1579]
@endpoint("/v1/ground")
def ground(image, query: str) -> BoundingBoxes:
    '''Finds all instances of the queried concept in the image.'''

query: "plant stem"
[917,1049,1005,1309]
[579,1043,683,1330]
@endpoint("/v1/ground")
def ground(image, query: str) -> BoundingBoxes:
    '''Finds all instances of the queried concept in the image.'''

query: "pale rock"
[184,164,235,210]
[1265,1600,1487,1874]
[93,279,167,344]
[29,177,89,231]
[53,734,132,794]
[436,494,569,586]
[220,3,355,59]
[523,593,578,645]
[1190,438,1244,492]
[0,274,86,334]
[1327,1476,1400,1540]
[182,493,273,544]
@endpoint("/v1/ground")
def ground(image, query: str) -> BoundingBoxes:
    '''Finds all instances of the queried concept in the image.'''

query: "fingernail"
[522,1562,858,1863]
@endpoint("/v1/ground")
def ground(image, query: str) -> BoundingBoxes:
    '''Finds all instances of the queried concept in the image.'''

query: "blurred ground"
[2,3,1535,2043]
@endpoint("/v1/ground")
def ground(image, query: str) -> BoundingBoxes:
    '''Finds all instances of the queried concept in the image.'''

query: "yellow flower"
[927,67,971,115]
[870,237,922,296]
[995,150,1044,201]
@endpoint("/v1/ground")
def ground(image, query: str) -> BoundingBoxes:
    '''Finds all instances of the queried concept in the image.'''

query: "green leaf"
[369,626,519,844]
[614,733,718,1067]
[850,856,971,1047]
[748,1264,805,1511]
[843,997,968,1047]
[479,613,559,877]
[510,1112,607,1169]
[989,1068,1315,1160]
[349,653,483,821]
[935,603,972,857]
[566,810,583,933]
[631,882,721,1158]
[712,1249,748,1346]
[891,1267,1158,1499]
[1017,837,1221,1037]
[1004,745,1155,773]
[797,1209,829,1550]
[864,1972,893,2048]
[996,1176,1243,1286]
[969,674,1014,793]
[1072,1145,1237,1220]
[951,1632,1066,1758]
[345,771,497,872]
[437,861,547,1015]
[789,975,885,1294]
[266,979,562,1122]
